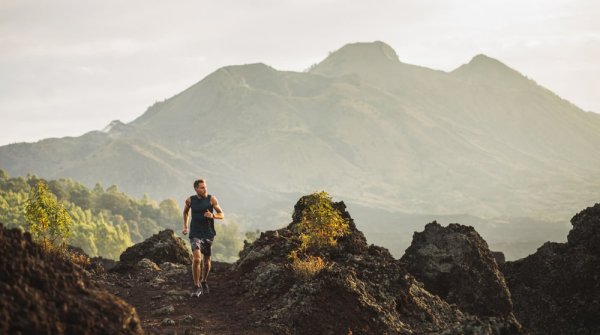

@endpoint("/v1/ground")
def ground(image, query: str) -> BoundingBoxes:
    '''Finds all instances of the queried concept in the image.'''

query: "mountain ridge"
[2,41,599,259]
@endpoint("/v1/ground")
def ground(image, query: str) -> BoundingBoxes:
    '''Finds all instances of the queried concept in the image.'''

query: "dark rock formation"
[66,244,118,273]
[492,251,506,265]
[502,203,600,335]
[400,221,515,320]
[234,195,524,335]
[113,229,191,272]
[91,256,118,271]
[0,224,143,335]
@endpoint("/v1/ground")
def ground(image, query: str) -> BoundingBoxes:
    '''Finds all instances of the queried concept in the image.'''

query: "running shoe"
[201,281,209,295]
[190,285,202,297]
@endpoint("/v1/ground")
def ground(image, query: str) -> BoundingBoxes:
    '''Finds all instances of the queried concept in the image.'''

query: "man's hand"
[204,209,214,219]
[182,227,189,235]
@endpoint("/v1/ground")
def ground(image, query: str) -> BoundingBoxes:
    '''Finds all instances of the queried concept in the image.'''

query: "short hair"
[193,179,206,188]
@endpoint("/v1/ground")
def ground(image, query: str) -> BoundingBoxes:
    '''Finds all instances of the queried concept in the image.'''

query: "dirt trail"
[101,262,269,335]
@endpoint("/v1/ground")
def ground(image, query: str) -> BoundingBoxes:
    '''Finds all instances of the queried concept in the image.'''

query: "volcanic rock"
[0,224,143,335]
[113,229,191,272]
[400,221,515,319]
[234,195,524,334]
[502,203,600,335]
[91,256,118,271]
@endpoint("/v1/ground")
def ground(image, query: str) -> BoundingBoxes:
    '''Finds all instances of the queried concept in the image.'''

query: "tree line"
[0,170,253,261]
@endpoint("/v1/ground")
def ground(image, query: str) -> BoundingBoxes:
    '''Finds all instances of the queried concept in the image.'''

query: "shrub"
[293,191,350,252]
[24,181,72,250]
[287,191,349,279]
[288,250,328,280]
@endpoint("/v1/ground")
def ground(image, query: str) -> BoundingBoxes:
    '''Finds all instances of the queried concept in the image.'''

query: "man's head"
[193,179,207,197]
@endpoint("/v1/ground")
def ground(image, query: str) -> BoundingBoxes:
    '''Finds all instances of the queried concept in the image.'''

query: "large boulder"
[567,202,600,252]
[234,195,524,335]
[0,224,143,335]
[502,203,600,335]
[400,221,515,319]
[113,229,191,272]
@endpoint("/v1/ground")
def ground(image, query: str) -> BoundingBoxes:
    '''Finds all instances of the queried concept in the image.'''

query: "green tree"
[159,198,180,225]
[24,181,73,250]
[213,220,244,262]
[244,229,261,243]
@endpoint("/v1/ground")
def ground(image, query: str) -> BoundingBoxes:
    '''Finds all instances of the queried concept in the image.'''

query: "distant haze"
[0,0,598,145]
[2,39,600,260]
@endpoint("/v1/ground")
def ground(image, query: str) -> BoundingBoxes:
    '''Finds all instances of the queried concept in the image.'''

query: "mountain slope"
[1,41,599,254]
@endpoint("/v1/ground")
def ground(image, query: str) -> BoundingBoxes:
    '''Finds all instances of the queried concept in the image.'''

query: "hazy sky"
[1,0,598,145]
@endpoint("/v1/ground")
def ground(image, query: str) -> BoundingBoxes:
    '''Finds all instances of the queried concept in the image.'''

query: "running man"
[182,179,224,297]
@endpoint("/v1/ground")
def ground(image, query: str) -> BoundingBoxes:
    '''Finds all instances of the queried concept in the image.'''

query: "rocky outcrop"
[502,203,600,335]
[234,195,524,335]
[400,221,515,319]
[0,224,143,335]
[113,229,191,272]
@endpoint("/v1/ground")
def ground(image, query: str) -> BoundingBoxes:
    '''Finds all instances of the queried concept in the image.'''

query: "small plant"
[288,191,349,279]
[24,180,72,251]
[294,191,350,252]
[288,250,328,280]
[67,252,92,269]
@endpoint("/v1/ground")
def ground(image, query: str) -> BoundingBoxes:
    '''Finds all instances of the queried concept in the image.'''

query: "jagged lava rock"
[0,224,143,335]
[400,221,515,319]
[113,229,191,272]
[234,195,524,335]
[502,203,600,335]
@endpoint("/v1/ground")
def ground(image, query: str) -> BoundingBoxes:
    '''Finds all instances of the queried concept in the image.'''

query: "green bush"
[288,191,349,279]
[24,181,72,250]
[293,191,350,252]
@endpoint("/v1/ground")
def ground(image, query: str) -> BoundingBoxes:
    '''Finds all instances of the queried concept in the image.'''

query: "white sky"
[1,0,598,145]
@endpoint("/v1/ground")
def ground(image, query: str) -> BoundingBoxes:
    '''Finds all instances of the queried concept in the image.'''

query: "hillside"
[2,41,599,259]
[5,193,599,334]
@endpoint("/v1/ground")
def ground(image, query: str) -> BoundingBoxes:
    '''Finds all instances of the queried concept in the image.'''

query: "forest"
[0,170,253,261]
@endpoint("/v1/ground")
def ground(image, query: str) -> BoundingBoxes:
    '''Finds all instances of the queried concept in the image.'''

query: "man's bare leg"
[201,255,211,282]
[201,255,212,294]
[192,249,201,287]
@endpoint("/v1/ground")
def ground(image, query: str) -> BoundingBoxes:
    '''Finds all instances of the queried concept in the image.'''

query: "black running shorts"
[190,237,213,256]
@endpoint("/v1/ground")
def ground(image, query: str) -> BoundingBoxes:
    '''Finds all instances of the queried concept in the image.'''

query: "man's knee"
[193,250,202,262]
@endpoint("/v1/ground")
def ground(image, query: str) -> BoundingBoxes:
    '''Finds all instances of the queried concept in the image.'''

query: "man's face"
[195,182,207,197]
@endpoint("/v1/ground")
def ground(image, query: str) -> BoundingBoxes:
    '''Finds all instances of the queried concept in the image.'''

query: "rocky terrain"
[89,202,525,334]
[0,225,143,335]
[400,221,514,319]
[502,203,600,335]
[231,195,524,334]
[4,197,600,334]
[97,229,270,335]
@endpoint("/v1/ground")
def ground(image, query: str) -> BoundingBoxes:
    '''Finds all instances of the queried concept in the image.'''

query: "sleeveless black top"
[189,194,216,239]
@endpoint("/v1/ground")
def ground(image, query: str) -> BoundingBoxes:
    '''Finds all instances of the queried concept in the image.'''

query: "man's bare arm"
[209,196,224,220]
[182,197,191,234]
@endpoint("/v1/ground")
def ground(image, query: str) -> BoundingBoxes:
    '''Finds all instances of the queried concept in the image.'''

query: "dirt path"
[102,262,270,335]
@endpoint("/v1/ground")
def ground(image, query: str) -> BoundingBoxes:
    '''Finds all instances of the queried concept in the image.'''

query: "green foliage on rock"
[288,191,350,279]
[292,191,350,252]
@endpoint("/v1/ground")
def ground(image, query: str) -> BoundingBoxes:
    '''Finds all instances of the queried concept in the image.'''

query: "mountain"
[2,41,599,258]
